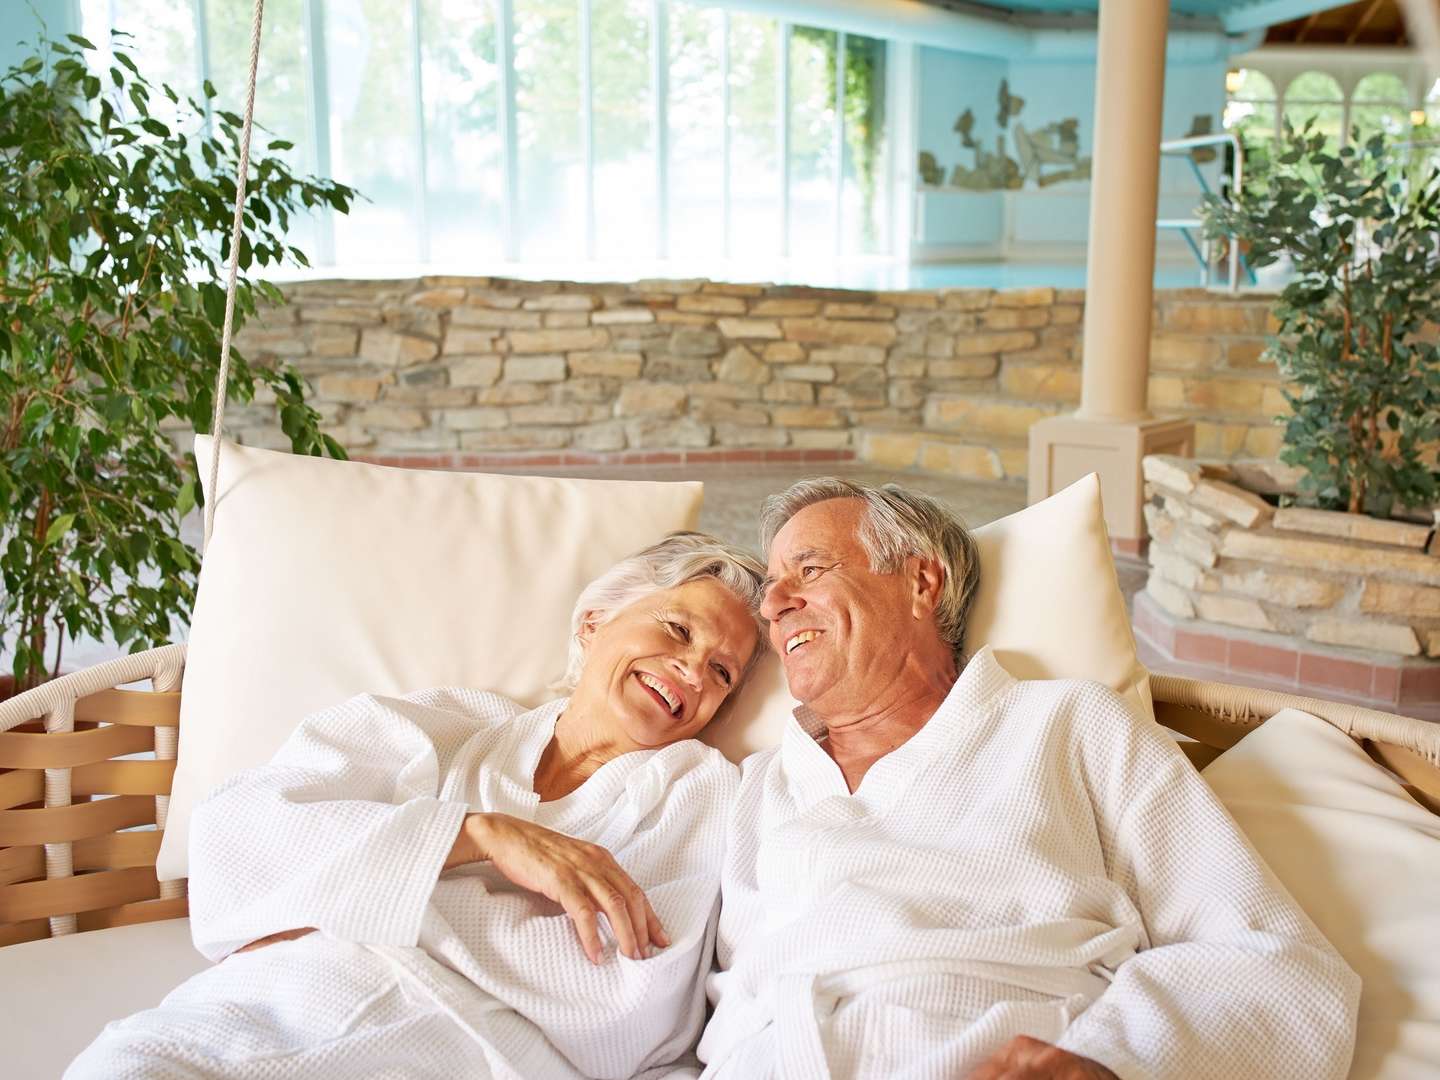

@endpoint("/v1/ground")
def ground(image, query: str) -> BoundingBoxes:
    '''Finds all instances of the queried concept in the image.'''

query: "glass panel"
[205,0,318,262]
[514,0,581,259]
[207,0,312,175]
[1351,103,1408,143]
[840,33,886,256]
[323,0,422,265]
[1230,68,1276,102]
[89,0,202,131]
[1284,70,1342,103]
[667,1,724,259]
[592,0,654,259]
[419,0,503,264]
[788,26,837,258]
[1224,99,1277,146]
[1352,72,1408,104]
[727,12,780,259]
[1282,100,1343,150]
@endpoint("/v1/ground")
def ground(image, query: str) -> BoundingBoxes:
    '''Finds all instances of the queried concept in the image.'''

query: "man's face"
[761,498,920,712]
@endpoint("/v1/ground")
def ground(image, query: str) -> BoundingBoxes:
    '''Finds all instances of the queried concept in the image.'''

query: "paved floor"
[14,461,1151,676]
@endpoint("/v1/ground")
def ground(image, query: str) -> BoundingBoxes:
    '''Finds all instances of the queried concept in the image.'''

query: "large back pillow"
[702,473,1153,760]
[157,438,703,880]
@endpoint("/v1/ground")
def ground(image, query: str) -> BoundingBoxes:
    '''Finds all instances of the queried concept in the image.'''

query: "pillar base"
[1028,414,1194,542]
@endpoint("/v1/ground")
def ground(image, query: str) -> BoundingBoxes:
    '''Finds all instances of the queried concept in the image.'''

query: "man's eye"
[712,663,732,686]
[667,621,691,642]
[800,565,822,580]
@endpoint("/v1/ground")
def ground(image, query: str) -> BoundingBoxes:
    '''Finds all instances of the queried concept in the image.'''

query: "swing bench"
[2,1,1439,1076]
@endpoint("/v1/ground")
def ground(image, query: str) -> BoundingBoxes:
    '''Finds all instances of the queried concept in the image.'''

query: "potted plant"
[1,33,356,693]
[1201,121,1440,518]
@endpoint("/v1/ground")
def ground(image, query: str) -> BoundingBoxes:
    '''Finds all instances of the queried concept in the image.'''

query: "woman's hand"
[446,812,669,964]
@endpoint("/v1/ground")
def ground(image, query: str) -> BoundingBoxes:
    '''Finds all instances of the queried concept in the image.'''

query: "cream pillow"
[702,473,1152,760]
[1203,709,1440,1079]
[157,437,703,881]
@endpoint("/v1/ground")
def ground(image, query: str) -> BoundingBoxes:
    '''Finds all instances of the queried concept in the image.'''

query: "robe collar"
[781,644,1017,812]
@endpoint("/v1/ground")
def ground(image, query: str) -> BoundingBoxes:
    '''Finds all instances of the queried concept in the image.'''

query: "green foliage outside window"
[0,34,355,691]
[1202,121,1440,518]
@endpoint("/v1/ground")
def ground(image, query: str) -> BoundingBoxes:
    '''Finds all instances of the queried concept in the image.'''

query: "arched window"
[1351,71,1410,144]
[1223,67,1277,146]
[1282,70,1344,151]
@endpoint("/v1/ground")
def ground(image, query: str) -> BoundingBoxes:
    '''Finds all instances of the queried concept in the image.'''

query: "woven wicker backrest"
[2,646,1437,947]
[0,646,188,947]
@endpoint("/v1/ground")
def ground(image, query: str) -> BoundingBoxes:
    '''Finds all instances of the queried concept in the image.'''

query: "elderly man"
[697,478,1358,1080]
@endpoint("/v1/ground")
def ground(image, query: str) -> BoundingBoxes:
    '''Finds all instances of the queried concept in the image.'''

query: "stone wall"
[226,276,1289,478]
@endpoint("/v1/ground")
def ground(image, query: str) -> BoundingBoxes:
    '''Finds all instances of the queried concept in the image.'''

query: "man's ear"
[909,557,946,619]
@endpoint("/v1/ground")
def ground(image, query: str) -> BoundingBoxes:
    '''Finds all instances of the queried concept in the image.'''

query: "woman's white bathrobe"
[698,646,1360,1080]
[68,689,738,1080]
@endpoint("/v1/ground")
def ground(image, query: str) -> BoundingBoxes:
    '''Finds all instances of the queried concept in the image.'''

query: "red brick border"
[1133,591,1440,722]
[352,447,858,471]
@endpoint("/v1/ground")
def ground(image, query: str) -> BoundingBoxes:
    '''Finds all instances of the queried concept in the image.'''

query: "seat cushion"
[159,437,703,881]
[1203,709,1440,1079]
[0,918,208,1077]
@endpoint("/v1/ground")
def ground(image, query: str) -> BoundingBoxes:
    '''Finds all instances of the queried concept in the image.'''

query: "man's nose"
[761,578,798,622]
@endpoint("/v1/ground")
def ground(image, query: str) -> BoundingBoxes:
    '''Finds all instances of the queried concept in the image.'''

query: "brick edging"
[1133,591,1440,721]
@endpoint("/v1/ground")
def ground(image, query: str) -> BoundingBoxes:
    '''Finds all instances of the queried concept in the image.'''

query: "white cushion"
[1203,709,1440,1079]
[702,473,1151,760]
[0,918,209,1076]
[158,437,702,880]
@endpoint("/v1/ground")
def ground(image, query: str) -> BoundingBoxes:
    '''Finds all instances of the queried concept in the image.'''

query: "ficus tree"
[1202,122,1440,517]
[0,33,356,691]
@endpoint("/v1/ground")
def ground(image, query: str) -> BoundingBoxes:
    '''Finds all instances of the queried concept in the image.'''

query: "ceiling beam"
[1223,0,1340,34]
[1347,0,1384,45]
[1296,11,1321,44]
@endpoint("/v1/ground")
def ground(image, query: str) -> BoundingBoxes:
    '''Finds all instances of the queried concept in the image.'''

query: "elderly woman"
[69,532,765,1080]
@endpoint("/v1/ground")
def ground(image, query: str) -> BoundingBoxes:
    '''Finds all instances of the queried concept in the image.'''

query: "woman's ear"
[576,609,603,647]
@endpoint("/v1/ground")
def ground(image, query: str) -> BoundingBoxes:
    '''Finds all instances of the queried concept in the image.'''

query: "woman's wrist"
[444,812,493,871]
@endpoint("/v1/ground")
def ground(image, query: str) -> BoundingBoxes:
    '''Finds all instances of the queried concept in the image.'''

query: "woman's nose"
[668,654,702,690]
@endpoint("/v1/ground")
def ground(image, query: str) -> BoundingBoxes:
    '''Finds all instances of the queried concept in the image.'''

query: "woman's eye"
[712,663,732,686]
[801,565,821,580]
[667,621,691,642]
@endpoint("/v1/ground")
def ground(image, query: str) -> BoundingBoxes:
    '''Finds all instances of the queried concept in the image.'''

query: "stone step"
[862,428,1028,484]
[923,393,1064,440]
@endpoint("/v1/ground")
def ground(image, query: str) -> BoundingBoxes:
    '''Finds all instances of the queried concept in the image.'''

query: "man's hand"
[446,811,668,965]
[966,1036,1119,1080]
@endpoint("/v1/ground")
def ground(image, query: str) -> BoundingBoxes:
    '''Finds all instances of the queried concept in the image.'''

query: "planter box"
[1137,454,1440,719]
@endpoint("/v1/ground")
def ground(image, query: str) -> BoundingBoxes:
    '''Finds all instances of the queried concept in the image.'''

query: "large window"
[1282,70,1344,151]
[83,0,890,271]
[1222,68,1277,147]
[1351,72,1410,143]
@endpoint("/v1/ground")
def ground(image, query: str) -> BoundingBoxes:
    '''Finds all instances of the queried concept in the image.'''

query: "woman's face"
[575,577,759,748]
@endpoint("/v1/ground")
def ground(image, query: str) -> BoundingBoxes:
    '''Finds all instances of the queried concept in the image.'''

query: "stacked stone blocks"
[1142,455,1440,660]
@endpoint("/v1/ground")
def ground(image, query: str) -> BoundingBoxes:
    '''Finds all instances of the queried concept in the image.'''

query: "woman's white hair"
[561,531,768,690]
[758,478,981,664]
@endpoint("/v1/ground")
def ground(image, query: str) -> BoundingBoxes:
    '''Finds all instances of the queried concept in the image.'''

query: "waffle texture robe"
[698,646,1360,1080]
[68,689,738,1080]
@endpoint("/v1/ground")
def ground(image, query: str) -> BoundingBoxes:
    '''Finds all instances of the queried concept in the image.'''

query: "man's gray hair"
[562,531,768,690]
[759,478,981,663]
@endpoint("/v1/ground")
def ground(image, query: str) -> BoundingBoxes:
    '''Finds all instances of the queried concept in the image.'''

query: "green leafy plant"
[1,32,356,691]
[1202,122,1440,517]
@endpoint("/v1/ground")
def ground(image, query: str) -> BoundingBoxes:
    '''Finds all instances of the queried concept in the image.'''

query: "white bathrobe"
[68,688,738,1080]
[698,647,1360,1080]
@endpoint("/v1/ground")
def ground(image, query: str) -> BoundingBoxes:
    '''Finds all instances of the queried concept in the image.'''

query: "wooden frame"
[2,644,1437,948]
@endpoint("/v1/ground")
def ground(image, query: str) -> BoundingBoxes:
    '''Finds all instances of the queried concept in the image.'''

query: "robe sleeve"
[185,693,481,962]
[1054,692,1361,1080]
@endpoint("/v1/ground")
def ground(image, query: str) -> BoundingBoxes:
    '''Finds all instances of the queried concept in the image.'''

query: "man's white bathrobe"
[698,647,1360,1080]
[68,689,738,1080]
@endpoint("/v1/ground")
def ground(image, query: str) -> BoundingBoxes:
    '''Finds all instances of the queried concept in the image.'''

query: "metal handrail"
[1158,132,1246,292]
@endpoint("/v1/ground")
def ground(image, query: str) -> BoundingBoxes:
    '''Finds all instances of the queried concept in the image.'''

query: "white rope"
[204,0,266,550]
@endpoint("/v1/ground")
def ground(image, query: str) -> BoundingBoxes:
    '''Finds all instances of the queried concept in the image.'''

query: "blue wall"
[915,42,1229,261]
[2,0,80,76]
